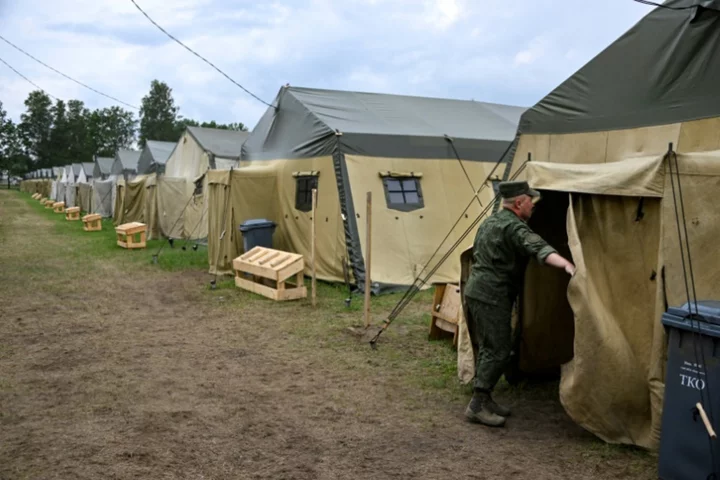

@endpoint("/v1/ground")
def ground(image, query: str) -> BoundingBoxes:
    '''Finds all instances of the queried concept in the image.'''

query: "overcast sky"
[0,0,651,129]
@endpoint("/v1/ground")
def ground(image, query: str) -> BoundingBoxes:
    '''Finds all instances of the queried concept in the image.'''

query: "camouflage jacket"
[464,208,557,307]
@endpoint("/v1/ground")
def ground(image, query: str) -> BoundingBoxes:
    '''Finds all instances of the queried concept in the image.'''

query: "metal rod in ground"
[311,188,318,307]
[364,191,372,328]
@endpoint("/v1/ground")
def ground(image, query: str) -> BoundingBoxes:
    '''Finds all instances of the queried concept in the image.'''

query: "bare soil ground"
[0,190,657,479]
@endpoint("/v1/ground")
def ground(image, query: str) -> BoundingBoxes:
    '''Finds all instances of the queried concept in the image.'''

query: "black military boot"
[485,394,511,417]
[465,390,506,427]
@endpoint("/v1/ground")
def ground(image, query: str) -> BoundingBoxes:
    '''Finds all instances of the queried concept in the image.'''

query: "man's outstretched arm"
[545,252,576,276]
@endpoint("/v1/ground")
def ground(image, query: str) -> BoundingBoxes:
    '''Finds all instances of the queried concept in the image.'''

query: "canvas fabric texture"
[207,166,282,275]
[92,178,115,218]
[77,183,93,213]
[65,182,77,208]
[459,147,720,449]
[157,177,189,239]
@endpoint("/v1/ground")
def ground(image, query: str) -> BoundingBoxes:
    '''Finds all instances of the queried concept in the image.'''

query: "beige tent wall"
[662,151,720,306]
[164,131,209,178]
[118,175,150,225]
[160,132,211,240]
[144,174,159,240]
[344,155,504,287]
[21,180,51,196]
[113,179,126,226]
[508,117,720,180]
[77,183,93,213]
[207,167,281,275]
[232,157,346,282]
[207,172,233,275]
[183,177,208,240]
[157,177,187,239]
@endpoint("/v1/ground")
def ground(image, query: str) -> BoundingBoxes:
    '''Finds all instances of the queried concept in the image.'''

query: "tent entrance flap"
[513,189,664,448]
[526,155,665,198]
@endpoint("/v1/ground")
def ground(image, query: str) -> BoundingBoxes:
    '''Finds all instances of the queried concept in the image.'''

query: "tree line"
[0,80,247,176]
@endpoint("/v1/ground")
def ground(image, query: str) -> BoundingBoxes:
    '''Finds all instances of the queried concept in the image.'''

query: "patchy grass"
[20,191,209,272]
[2,190,658,479]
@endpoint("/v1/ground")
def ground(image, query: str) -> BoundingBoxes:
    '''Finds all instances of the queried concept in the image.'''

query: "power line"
[129,0,274,109]
[0,34,140,110]
[632,0,720,10]
[0,55,58,100]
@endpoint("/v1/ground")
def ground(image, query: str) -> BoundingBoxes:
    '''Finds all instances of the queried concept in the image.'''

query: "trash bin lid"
[666,301,720,324]
[239,219,276,232]
[662,301,720,338]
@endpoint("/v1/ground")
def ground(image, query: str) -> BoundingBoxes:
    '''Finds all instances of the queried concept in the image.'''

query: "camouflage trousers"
[465,296,513,392]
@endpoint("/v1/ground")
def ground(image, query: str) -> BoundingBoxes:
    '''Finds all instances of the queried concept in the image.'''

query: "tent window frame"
[381,176,424,212]
[295,175,318,212]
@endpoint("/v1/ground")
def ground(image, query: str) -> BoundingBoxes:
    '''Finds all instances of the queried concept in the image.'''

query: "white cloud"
[0,0,652,131]
[514,37,548,66]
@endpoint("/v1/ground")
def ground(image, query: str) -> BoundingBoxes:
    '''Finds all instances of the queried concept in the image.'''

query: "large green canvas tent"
[457,0,720,450]
[208,86,524,292]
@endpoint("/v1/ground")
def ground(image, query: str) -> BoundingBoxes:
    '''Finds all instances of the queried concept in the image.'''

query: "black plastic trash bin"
[658,301,720,480]
[239,219,276,252]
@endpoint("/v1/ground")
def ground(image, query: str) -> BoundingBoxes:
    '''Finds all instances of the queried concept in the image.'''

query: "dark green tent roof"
[518,0,720,136]
[242,86,526,162]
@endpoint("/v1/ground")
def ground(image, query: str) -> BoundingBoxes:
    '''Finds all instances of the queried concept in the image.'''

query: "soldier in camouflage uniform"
[464,180,575,427]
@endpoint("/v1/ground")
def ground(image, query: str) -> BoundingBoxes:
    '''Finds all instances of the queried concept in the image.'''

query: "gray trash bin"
[239,219,276,252]
[658,301,720,480]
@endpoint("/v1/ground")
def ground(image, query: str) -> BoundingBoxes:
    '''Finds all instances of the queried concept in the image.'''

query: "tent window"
[295,176,318,212]
[382,177,424,212]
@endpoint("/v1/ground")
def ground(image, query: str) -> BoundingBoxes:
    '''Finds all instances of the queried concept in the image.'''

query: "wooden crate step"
[233,247,307,301]
[44,199,54,208]
[65,206,80,221]
[53,202,65,213]
[115,222,147,249]
[428,283,461,348]
[82,213,102,232]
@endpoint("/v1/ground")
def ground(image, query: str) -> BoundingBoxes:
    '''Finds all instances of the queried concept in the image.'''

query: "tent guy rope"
[666,145,719,474]
[370,159,530,349]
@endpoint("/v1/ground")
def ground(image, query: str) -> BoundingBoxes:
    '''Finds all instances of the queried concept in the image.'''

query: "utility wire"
[632,0,720,11]
[0,55,58,100]
[129,0,273,109]
[0,34,140,110]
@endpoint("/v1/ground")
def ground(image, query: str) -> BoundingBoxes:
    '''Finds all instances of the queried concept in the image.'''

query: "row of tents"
[19,1,720,451]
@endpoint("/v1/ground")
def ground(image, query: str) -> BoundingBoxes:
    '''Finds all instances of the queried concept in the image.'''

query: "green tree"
[49,100,72,166]
[139,80,178,148]
[223,122,248,131]
[88,107,137,157]
[174,116,199,136]
[174,118,249,135]
[0,102,31,180]
[19,90,53,168]
[66,100,93,163]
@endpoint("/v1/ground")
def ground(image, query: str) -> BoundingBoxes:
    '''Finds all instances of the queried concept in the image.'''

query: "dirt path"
[0,190,657,479]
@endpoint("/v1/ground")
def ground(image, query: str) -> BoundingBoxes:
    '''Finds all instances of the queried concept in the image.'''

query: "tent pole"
[311,188,318,307]
[364,191,372,328]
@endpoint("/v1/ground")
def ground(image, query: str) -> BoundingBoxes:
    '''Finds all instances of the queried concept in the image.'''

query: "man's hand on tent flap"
[545,252,576,277]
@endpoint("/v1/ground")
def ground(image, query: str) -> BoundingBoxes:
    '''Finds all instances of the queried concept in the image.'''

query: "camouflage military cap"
[498,180,540,199]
